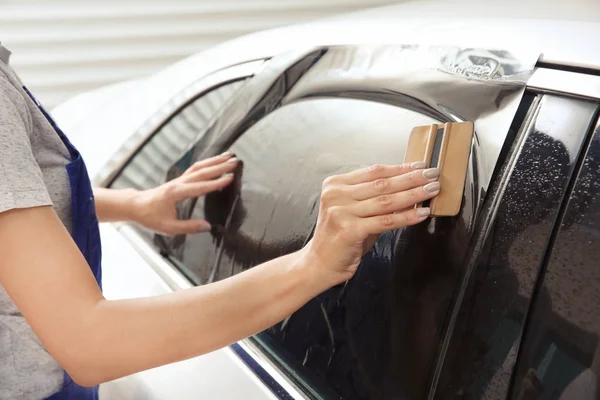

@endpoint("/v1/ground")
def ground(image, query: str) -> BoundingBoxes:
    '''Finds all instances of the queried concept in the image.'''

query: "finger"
[337,162,425,185]
[182,152,234,176]
[161,219,212,235]
[361,207,431,235]
[173,173,234,201]
[352,167,439,201]
[352,182,440,217]
[182,158,238,183]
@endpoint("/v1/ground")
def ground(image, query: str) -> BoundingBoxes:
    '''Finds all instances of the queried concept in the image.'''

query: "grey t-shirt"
[0,43,73,399]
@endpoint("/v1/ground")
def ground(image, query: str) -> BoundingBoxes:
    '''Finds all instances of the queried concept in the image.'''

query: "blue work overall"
[23,87,102,400]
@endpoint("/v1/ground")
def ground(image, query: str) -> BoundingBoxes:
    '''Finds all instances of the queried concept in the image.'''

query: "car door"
[155,45,540,399]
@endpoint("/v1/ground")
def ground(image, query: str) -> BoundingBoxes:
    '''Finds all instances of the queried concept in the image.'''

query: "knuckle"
[376,194,393,209]
[320,187,333,204]
[368,164,385,177]
[379,214,395,227]
[373,178,389,192]
[408,170,419,184]
[338,218,353,232]
[399,212,410,225]
[409,187,421,199]
[322,175,338,188]
[320,186,342,206]
[189,162,203,173]
[323,206,345,226]
[163,183,178,197]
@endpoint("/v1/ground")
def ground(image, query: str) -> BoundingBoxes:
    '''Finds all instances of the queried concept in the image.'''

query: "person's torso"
[0,41,73,399]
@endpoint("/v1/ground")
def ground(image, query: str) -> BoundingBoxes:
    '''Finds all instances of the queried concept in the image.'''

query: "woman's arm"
[0,163,439,387]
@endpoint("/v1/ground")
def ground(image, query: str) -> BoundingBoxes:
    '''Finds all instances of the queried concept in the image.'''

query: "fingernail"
[199,224,211,233]
[227,157,238,163]
[424,182,440,193]
[411,161,427,170]
[220,151,232,157]
[422,168,440,179]
[416,207,431,217]
[223,173,234,179]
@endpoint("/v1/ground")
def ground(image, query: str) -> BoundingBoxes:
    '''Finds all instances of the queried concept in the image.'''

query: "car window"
[166,97,480,399]
[109,80,246,241]
[509,117,600,400]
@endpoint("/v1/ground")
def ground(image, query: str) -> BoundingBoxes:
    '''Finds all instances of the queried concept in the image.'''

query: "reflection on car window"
[111,81,245,192]
[172,97,436,284]
[109,80,246,244]
[172,98,477,399]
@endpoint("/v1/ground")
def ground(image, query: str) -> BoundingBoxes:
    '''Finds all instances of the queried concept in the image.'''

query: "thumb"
[162,219,211,235]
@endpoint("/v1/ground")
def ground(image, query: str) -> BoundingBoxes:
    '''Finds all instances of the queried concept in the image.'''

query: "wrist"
[292,242,344,295]
[121,188,143,223]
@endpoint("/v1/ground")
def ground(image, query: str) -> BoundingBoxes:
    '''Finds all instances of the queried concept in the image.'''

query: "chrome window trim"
[115,223,308,400]
[116,223,193,291]
[236,340,309,400]
[95,59,266,188]
[528,68,600,101]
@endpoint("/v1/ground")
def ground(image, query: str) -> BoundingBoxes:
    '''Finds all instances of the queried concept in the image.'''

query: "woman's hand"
[303,162,440,287]
[130,152,238,235]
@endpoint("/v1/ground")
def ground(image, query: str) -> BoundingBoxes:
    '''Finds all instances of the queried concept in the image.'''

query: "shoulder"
[0,64,33,136]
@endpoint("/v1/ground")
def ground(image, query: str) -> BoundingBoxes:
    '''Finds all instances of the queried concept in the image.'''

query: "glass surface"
[110,80,245,244]
[172,97,480,399]
[173,97,435,283]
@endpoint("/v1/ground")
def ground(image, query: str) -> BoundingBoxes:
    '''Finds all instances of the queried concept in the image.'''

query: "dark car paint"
[509,117,600,399]
[433,96,600,399]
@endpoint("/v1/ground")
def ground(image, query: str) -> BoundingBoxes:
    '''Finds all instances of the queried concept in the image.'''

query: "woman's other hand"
[130,152,238,235]
[303,162,440,287]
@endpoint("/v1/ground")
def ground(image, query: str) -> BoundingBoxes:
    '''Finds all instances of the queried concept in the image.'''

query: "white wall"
[0,0,400,108]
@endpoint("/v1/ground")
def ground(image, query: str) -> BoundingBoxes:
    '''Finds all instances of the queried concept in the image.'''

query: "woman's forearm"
[78,248,324,386]
[0,205,327,387]
[93,187,139,223]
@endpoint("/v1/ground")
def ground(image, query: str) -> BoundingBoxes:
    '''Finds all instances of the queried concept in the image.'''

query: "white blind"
[0,0,399,108]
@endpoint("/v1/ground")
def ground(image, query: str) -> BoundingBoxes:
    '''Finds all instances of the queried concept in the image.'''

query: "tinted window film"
[109,80,245,242]
[510,118,600,400]
[172,97,480,399]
